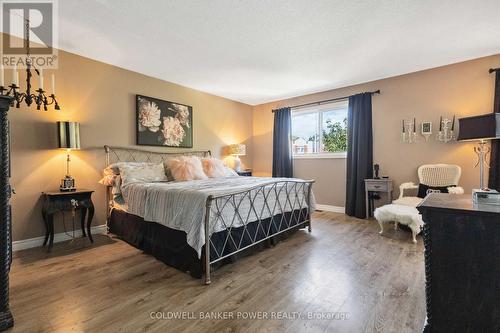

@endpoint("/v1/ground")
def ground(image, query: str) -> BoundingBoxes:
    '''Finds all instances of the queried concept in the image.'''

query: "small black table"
[41,189,95,251]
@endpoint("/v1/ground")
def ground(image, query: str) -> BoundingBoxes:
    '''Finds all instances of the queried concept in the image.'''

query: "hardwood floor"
[7,211,426,333]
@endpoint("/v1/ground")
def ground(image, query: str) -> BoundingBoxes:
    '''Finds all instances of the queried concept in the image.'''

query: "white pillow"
[107,162,157,174]
[119,162,168,185]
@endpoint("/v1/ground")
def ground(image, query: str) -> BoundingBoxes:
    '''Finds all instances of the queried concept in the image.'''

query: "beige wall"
[8,31,500,241]
[8,40,253,241]
[294,158,347,207]
[253,54,500,207]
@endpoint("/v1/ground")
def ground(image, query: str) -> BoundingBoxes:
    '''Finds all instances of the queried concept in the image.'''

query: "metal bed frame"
[104,146,314,285]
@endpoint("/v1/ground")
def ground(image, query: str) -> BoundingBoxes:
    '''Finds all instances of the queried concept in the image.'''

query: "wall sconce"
[421,121,433,141]
[437,115,456,143]
[402,118,417,143]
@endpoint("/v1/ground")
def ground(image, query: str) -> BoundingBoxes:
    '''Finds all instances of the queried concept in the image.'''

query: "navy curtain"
[272,107,293,177]
[488,71,500,191]
[346,93,373,218]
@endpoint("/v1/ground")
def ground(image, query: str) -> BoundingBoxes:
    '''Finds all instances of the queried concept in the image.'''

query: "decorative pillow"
[107,162,161,175]
[98,168,123,199]
[99,166,118,185]
[98,174,116,186]
[417,184,456,198]
[201,157,227,178]
[166,156,208,181]
[447,186,464,195]
[119,162,168,185]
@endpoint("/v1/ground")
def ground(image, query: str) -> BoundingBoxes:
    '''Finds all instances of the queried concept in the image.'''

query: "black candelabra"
[0,63,59,111]
[0,18,60,111]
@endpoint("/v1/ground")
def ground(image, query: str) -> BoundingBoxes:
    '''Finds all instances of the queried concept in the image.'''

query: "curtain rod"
[272,90,380,112]
[489,68,500,73]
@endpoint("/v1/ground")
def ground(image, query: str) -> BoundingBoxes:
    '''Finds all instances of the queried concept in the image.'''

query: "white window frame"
[291,100,348,159]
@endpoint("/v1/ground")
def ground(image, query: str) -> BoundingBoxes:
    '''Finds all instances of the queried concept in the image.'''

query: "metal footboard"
[203,179,314,285]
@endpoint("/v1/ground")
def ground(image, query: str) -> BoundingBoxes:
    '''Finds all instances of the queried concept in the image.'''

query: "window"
[291,100,348,158]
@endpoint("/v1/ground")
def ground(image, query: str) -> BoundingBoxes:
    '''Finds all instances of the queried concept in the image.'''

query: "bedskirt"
[108,208,309,279]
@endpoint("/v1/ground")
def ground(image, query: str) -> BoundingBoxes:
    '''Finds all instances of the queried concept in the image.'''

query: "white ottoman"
[373,204,424,243]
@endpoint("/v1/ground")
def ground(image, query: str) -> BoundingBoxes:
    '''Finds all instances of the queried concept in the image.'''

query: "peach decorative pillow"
[99,166,118,186]
[166,156,208,181]
[201,157,227,178]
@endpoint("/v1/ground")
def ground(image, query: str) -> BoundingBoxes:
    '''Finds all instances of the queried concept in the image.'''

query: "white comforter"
[120,176,315,258]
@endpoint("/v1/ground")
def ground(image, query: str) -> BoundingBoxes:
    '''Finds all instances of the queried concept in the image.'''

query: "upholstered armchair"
[374,164,464,243]
[393,164,464,207]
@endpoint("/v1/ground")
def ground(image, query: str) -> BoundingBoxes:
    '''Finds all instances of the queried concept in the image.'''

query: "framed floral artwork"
[136,95,193,148]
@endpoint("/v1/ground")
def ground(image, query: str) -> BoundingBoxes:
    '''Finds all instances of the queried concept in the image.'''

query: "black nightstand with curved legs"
[41,190,95,252]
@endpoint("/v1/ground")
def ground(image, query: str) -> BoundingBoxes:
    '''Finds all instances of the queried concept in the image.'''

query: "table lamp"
[57,121,80,192]
[229,144,246,172]
[457,113,500,191]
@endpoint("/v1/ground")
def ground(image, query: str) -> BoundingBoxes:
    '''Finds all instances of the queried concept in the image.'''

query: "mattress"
[119,176,315,257]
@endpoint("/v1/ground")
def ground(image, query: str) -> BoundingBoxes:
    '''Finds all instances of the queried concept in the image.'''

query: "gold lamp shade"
[229,144,246,156]
[57,121,81,149]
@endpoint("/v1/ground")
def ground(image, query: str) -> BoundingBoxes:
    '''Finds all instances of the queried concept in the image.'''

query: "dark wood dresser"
[417,194,500,332]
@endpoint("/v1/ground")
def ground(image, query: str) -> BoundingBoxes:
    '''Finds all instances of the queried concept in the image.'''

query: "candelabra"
[437,116,456,143]
[0,19,60,111]
[401,119,417,143]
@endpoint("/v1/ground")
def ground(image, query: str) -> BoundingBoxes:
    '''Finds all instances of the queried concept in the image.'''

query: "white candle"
[51,74,55,95]
[0,64,4,87]
[39,68,43,90]
[12,65,18,85]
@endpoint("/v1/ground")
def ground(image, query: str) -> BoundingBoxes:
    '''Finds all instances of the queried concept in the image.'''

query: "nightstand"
[364,178,393,219]
[237,170,252,177]
[41,189,95,251]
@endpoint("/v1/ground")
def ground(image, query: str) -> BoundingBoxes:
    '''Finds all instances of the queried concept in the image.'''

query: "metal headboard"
[104,145,212,166]
[103,145,211,221]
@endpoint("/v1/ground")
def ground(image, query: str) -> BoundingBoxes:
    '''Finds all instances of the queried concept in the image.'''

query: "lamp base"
[60,175,76,192]
[472,189,500,206]
[233,156,242,172]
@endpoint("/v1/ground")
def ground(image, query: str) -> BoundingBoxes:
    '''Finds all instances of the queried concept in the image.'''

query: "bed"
[104,146,315,284]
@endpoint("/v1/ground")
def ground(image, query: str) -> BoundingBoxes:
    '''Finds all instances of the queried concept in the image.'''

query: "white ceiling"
[54,0,500,105]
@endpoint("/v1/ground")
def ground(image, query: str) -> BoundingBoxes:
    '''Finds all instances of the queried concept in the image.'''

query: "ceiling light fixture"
[0,19,60,111]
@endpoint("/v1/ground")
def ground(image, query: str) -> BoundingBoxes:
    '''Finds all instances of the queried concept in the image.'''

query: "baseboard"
[12,225,108,252]
[315,204,345,213]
